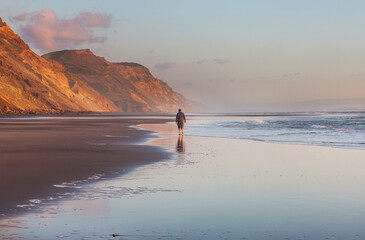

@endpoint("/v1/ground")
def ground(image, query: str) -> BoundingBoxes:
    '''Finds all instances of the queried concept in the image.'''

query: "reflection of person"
[176,134,184,153]
[175,109,186,135]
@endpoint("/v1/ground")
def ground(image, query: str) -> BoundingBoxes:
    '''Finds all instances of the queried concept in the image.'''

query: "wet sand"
[0,115,172,216]
[2,119,365,239]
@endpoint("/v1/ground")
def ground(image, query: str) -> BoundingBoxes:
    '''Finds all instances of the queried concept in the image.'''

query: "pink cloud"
[12,12,28,21]
[75,12,111,27]
[13,9,112,53]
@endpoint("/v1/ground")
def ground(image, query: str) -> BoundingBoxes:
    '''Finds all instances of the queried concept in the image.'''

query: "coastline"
[0,116,173,217]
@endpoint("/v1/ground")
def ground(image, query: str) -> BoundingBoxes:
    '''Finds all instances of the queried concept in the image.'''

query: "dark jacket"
[176,112,186,123]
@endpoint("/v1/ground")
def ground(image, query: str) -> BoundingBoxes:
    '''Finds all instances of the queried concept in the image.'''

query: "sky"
[1,0,365,112]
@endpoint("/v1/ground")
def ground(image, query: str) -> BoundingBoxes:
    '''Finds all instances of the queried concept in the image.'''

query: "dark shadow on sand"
[0,116,173,217]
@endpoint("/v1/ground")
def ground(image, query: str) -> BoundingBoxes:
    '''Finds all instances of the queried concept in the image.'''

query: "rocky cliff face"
[0,19,117,113]
[43,50,192,112]
[0,18,193,113]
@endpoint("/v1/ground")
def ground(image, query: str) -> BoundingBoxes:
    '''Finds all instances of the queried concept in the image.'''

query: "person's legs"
[178,122,184,134]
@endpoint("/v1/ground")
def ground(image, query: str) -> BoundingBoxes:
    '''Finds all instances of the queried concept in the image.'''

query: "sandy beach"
[1,118,365,239]
[0,115,172,216]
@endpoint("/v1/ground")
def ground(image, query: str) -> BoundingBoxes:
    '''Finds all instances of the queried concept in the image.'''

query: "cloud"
[207,78,237,85]
[351,73,364,78]
[12,12,28,21]
[154,62,176,71]
[74,12,111,27]
[213,58,231,64]
[283,72,301,77]
[12,9,112,53]
[195,59,231,65]
[196,59,207,64]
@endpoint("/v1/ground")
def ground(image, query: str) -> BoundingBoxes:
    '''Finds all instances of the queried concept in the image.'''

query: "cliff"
[43,50,192,112]
[0,19,193,113]
[0,20,117,113]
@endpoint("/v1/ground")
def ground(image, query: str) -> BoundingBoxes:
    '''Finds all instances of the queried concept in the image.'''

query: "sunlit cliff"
[0,17,193,113]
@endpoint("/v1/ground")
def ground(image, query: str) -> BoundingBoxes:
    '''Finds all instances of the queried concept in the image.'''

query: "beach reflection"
[176,134,184,153]
[3,121,365,240]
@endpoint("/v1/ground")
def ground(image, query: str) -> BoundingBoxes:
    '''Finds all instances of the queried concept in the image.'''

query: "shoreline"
[1,121,365,239]
[0,116,173,217]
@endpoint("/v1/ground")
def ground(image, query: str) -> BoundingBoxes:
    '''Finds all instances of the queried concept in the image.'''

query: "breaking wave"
[311,124,349,133]
[188,113,365,149]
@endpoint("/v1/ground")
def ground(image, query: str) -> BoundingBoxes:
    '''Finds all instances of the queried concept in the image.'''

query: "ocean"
[187,112,365,149]
[1,115,365,239]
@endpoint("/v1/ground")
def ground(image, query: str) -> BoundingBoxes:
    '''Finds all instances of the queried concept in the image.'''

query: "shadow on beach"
[0,116,172,217]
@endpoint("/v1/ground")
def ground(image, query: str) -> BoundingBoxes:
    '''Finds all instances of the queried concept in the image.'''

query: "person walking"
[176,109,186,135]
